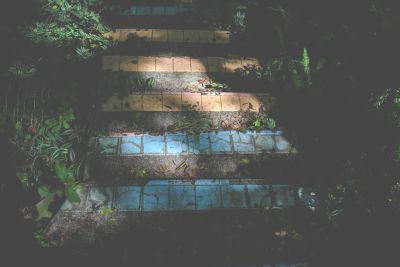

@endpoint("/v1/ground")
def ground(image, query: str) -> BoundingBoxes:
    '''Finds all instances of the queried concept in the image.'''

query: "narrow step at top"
[115,0,193,6]
[104,28,231,44]
[111,5,191,16]
[61,181,317,212]
[102,56,258,73]
[102,92,271,112]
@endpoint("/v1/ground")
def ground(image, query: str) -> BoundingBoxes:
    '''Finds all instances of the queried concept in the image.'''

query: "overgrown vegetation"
[26,0,112,61]
[0,0,109,248]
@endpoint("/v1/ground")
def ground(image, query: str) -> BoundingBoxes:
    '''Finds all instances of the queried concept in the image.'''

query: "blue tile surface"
[274,136,291,152]
[254,135,275,152]
[143,134,165,154]
[113,186,141,210]
[232,132,255,153]
[246,185,272,208]
[98,137,118,155]
[166,133,188,154]
[221,185,247,208]
[63,181,314,213]
[121,136,142,154]
[169,185,196,210]
[272,185,296,208]
[210,132,232,153]
[145,180,169,186]
[129,6,137,15]
[143,186,169,211]
[195,179,220,186]
[136,6,151,15]
[151,6,165,15]
[169,180,193,186]
[219,179,231,185]
[165,7,178,16]
[188,133,210,154]
[196,185,222,210]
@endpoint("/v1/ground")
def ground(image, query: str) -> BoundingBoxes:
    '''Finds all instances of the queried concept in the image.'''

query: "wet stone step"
[61,180,317,212]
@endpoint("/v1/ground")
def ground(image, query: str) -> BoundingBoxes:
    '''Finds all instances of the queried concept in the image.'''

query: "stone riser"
[102,92,272,112]
[99,72,262,92]
[105,29,230,44]
[47,209,313,262]
[99,111,263,133]
[106,42,239,57]
[86,154,296,181]
[48,180,316,259]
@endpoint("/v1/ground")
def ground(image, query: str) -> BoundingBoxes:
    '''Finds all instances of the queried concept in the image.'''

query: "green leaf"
[265,118,276,130]
[38,186,51,198]
[63,121,70,129]
[65,187,80,203]
[302,48,310,75]
[99,207,113,216]
[35,193,55,221]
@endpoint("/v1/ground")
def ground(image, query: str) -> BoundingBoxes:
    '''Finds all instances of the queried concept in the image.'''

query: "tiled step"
[102,56,257,73]
[94,130,291,156]
[47,180,317,255]
[85,131,296,181]
[111,5,192,16]
[107,0,193,6]
[215,265,307,267]
[104,29,230,44]
[60,180,317,212]
[102,92,271,112]
[101,56,259,91]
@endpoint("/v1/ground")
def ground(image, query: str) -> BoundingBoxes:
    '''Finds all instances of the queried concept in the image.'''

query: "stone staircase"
[47,1,317,265]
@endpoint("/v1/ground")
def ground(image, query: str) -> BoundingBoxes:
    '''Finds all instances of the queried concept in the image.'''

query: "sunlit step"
[102,92,272,112]
[102,56,258,72]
